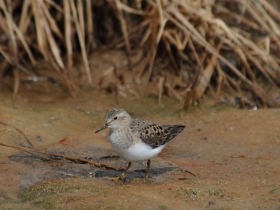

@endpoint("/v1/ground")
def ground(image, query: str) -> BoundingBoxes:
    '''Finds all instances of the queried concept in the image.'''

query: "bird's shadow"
[95,166,177,179]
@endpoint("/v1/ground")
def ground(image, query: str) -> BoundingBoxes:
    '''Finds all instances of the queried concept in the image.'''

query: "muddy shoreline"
[0,89,279,209]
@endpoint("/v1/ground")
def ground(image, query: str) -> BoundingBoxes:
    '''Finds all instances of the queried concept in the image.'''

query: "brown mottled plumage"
[131,118,185,148]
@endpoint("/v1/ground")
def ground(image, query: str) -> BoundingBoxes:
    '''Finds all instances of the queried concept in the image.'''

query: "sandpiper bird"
[95,108,186,180]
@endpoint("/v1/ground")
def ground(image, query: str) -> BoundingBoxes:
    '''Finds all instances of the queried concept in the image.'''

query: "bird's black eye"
[114,117,118,120]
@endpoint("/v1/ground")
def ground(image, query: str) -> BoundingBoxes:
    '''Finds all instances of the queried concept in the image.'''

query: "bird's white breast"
[109,129,166,162]
[122,141,166,162]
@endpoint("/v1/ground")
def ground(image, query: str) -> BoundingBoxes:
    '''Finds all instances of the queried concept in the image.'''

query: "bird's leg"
[109,162,131,181]
[145,159,151,178]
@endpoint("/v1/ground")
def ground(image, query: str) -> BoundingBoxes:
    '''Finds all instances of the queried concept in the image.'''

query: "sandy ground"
[0,84,280,210]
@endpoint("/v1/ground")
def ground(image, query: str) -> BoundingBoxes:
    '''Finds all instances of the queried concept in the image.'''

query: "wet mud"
[0,87,280,209]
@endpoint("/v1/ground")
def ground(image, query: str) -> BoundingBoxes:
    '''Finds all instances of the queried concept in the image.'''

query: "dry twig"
[0,142,122,171]
[0,120,33,148]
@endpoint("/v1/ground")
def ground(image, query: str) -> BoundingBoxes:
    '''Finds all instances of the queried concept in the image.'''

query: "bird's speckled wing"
[131,118,186,148]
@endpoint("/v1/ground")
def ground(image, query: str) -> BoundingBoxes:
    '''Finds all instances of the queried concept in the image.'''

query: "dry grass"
[0,0,280,108]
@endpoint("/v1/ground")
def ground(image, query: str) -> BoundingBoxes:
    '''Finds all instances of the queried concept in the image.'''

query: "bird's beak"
[95,123,108,133]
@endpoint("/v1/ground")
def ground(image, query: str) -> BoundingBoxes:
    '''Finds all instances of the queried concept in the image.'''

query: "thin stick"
[0,142,122,171]
[0,120,33,148]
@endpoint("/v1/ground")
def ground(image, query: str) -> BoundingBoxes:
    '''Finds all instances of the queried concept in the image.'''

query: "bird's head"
[95,108,131,133]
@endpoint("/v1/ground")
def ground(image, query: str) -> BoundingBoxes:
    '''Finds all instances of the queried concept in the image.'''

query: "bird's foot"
[107,173,126,181]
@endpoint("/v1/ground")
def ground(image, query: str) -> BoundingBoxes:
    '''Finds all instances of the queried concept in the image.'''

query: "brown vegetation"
[0,0,280,108]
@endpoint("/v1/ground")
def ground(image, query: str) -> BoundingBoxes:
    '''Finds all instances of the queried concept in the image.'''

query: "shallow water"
[0,84,280,209]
